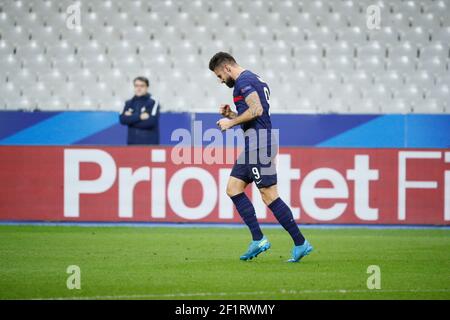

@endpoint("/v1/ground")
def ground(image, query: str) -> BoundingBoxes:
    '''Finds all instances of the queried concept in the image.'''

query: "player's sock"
[268,197,305,246]
[230,192,264,241]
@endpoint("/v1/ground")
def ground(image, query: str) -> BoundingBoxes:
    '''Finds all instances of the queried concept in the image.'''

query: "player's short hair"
[208,52,237,71]
[133,76,149,87]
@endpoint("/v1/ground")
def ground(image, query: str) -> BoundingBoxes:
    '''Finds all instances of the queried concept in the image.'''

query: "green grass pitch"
[0,225,449,300]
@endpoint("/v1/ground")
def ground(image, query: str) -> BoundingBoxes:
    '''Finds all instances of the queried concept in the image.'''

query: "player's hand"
[140,112,149,120]
[216,118,234,131]
[124,111,133,116]
[219,104,231,118]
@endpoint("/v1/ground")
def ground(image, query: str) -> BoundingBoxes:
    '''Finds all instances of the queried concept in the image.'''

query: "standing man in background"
[119,76,160,145]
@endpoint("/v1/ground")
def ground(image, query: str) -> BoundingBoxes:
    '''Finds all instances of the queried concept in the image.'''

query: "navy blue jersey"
[233,70,273,151]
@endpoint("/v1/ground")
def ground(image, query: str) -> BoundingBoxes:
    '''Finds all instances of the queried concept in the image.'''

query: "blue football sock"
[269,197,305,246]
[230,192,264,241]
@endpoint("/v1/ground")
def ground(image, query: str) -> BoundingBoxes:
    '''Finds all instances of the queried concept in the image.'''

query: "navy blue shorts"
[230,149,277,189]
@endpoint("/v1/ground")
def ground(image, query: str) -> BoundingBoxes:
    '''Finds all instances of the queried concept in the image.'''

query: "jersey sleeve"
[237,78,257,98]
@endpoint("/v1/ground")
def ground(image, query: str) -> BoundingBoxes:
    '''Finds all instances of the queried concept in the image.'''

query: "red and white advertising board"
[0,146,449,225]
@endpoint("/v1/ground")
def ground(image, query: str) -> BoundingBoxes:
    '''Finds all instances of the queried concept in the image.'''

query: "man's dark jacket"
[119,93,160,145]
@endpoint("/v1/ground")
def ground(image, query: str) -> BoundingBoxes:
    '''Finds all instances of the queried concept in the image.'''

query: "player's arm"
[217,92,263,130]
[235,91,264,125]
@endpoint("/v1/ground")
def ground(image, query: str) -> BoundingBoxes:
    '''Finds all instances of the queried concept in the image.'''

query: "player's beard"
[225,77,235,88]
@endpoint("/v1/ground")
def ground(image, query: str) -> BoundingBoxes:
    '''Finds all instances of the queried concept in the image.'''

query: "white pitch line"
[30,288,450,300]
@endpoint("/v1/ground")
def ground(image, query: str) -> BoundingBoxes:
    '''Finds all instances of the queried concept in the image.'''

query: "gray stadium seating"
[0,0,448,113]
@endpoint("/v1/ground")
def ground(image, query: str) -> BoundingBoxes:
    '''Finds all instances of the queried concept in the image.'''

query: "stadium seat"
[413,98,445,114]
[388,12,411,30]
[387,54,417,73]
[15,67,38,86]
[357,100,383,114]
[364,82,392,106]
[334,83,362,109]
[428,82,450,102]
[360,40,387,56]
[386,98,411,113]
[305,26,337,45]
[368,26,399,44]
[416,12,441,30]
[276,0,301,22]
[357,55,385,73]
[337,26,367,46]
[38,68,66,87]
[399,26,431,47]
[419,42,448,66]
[325,55,354,73]
[411,70,435,91]
[302,0,329,17]
[345,70,374,89]
[320,12,347,29]
[0,82,20,109]
[417,56,446,75]
[396,84,423,108]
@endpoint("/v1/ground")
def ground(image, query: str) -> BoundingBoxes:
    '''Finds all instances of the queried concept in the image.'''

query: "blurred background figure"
[119,76,160,145]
